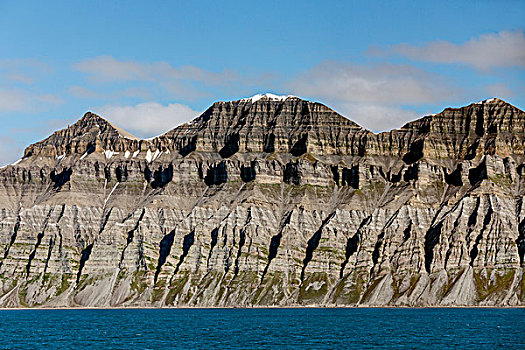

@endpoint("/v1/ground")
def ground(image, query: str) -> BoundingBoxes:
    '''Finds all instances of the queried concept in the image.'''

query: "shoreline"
[1,304,524,311]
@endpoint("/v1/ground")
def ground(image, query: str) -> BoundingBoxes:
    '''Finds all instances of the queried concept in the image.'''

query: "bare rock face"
[0,95,524,308]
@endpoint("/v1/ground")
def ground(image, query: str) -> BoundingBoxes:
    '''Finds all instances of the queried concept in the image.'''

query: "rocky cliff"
[0,94,524,307]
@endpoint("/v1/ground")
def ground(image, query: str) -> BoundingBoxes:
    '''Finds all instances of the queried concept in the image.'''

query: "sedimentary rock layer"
[0,95,524,307]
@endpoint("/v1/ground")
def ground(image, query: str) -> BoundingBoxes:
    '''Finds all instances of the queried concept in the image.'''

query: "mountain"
[0,94,524,307]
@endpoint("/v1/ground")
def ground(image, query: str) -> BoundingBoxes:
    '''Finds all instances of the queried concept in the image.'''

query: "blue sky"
[0,0,524,165]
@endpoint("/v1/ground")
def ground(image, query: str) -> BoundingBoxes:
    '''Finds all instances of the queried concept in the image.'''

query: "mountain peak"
[78,112,138,140]
[80,111,106,122]
[473,97,508,105]
[23,111,140,159]
[18,97,524,162]
[238,93,298,103]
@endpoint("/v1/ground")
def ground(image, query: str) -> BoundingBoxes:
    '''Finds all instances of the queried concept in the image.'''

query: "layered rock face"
[0,95,524,307]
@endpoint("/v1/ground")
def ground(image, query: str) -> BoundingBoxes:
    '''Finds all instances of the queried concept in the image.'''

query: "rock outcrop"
[0,94,524,307]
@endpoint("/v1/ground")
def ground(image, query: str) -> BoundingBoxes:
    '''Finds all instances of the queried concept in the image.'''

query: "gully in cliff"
[0,96,524,308]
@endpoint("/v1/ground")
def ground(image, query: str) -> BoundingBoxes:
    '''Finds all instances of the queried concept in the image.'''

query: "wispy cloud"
[0,58,54,85]
[290,61,457,105]
[72,55,238,85]
[334,103,420,132]
[288,61,461,131]
[369,30,525,69]
[94,102,201,137]
[5,73,35,84]
[68,85,153,100]
[71,55,277,101]
[0,89,62,113]
[0,59,61,115]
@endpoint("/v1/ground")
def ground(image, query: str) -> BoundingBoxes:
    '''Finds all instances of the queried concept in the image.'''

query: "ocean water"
[0,308,523,349]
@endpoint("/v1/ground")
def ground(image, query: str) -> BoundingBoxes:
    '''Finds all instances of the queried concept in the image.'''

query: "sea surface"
[0,308,523,349]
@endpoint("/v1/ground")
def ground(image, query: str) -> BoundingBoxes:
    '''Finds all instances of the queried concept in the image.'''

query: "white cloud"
[370,30,525,69]
[68,85,153,100]
[0,89,62,113]
[72,55,238,85]
[72,56,145,82]
[5,73,35,84]
[333,103,421,132]
[71,56,275,101]
[94,102,201,138]
[287,61,461,131]
[0,59,54,85]
[0,58,52,72]
[290,61,457,105]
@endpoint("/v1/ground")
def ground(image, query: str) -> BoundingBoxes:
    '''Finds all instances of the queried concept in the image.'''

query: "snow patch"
[475,98,499,105]
[152,149,161,162]
[104,182,119,206]
[104,150,119,159]
[132,150,140,158]
[124,150,130,159]
[241,93,297,103]
[146,149,162,163]
[1,158,22,169]
[56,153,65,161]
[79,152,89,160]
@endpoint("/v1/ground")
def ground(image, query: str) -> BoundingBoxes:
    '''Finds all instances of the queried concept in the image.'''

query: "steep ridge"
[0,95,524,308]
[23,112,142,159]
[157,95,369,157]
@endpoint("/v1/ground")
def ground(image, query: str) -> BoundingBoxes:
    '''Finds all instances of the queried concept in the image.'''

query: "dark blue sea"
[0,308,523,349]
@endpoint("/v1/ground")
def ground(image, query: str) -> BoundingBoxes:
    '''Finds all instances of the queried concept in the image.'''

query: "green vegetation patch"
[489,173,512,188]
[130,271,148,295]
[474,269,515,301]
[18,286,29,307]
[298,272,329,303]
[151,278,167,302]
[519,274,525,302]
[165,272,190,305]
[443,268,465,297]
[361,276,383,303]
[407,274,421,297]
[332,274,361,305]
[254,271,286,305]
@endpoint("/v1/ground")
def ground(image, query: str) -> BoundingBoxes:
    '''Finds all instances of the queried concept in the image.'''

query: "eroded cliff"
[0,95,524,307]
